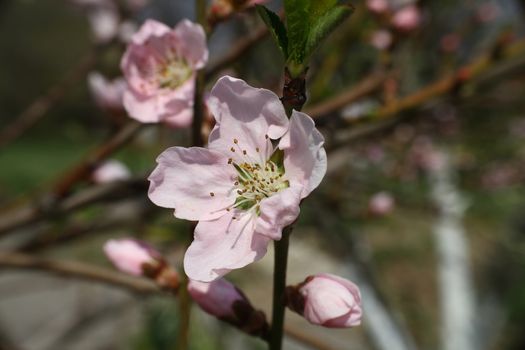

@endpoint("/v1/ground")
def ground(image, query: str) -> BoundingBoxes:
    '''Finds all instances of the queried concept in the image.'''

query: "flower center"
[157,55,192,90]
[222,139,289,213]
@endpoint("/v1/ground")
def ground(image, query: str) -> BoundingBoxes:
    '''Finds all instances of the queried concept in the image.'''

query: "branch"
[305,70,387,119]
[0,252,159,295]
[0,178,148,237]
[205,25,269,80]
[52,121,143,198]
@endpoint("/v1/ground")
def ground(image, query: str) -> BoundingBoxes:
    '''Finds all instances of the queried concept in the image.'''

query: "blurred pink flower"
[366,0,389,14]
[368,191,395,216]
[476,2,500,23]
[188,278,248,318]
[92,160,131,183]
[392,5,421,32]
[121,19,208,127]
[370,29,393,50]
[148,76,327,282]
[88,72,126,112]
[297,274,362,328]
[103,238,160,276]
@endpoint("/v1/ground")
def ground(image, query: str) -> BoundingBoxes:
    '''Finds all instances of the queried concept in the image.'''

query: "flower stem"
[269,225,292,350]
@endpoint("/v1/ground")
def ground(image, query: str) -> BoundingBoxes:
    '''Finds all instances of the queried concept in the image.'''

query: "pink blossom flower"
[92,160,131,183]
[297,274,362,328]
[368,191,395,216]
[148,76,327,282]
[88,72,126,112]
[188,278,248,318]
[391,5,421,32]
[366,0,389,14]
[103,238,160,276]
[121,19,208,127]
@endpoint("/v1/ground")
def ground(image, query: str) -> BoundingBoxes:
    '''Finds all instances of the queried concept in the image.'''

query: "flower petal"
[148,147,237,221]
[131,19,171,45]
[255,183,302,240]
[279,111,327,198]
[207,76,289,161]
[173,19,208,69]
[184,210,271,282]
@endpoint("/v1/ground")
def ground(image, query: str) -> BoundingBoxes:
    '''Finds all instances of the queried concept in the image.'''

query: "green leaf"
[256,5,288,59]
[304,4,354,60]
[284,0,310,65]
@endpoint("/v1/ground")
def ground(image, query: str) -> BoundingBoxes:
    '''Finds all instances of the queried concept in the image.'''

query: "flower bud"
[103,239,161,276]
[92,160,131,184]
[366,0,389,14]
[286,274,362,328]
[88,72,126,113]
[368,191,395,216]
[188,278,269,337]
[391,5,421,32]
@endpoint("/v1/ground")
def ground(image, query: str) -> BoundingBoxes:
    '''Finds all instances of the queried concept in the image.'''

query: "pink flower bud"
[188,278,248,318]
[368,192,395,216]
[366,0,389,14]
[92,160,131,184]
[103,239,160,276]
[292,274,362,328]
[391,5,421,32]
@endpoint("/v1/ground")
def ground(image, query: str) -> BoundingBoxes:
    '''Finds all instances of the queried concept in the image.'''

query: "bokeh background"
[1,0,525,349]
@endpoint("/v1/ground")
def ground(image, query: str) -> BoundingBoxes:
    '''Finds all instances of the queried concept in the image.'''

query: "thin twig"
[305,70,387,119]
[52,121,143,198]
[0,252,159,295]
[205,25,269,80]
[0,178,148,237]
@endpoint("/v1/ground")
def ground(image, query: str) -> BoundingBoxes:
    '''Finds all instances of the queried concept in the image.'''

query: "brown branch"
[0,45,101,149]
[0,252,159,295]
[305,70,388,119]
[52,121,143,198]
[205,25,269,80]
[0,178,147,237]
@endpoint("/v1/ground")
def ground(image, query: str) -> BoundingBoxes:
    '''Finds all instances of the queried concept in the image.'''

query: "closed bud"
[287,274,362,328]
[103,239,162,276]
[188,278,269,338]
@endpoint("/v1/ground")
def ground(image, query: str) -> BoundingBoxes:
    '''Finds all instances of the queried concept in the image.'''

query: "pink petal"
[92,160,131,183]
[207,76,289,162]
[131,19,171,45]
[255,183,302,240]
[188,278,246,318]
[300,274,362,328]
[173,19,208,69]
[184,210,271,282]
[103,238,157,276]
[148,147,237,221]
[279,111,327,198]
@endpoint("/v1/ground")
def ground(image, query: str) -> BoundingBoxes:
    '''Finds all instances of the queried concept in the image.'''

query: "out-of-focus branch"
[305,71,387,119]
[0,252,159,295]
[0,178,147,237]
[52,121,143,198]
[323,37,525,147]
[205,25,269,80]
[0,45,102,149]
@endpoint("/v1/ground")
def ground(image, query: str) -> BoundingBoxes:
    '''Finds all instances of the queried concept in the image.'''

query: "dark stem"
[269,225,292,350]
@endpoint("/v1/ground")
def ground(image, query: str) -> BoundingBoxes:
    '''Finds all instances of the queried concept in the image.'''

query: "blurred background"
[1,0,525,349]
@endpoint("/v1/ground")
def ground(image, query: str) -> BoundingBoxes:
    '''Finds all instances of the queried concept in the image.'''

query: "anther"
[228,158,233,164]
[230,147,235,152]
[243,150,247,155]
[233,139,238,144]
[210,192,215,197]
[256,147,260,152]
